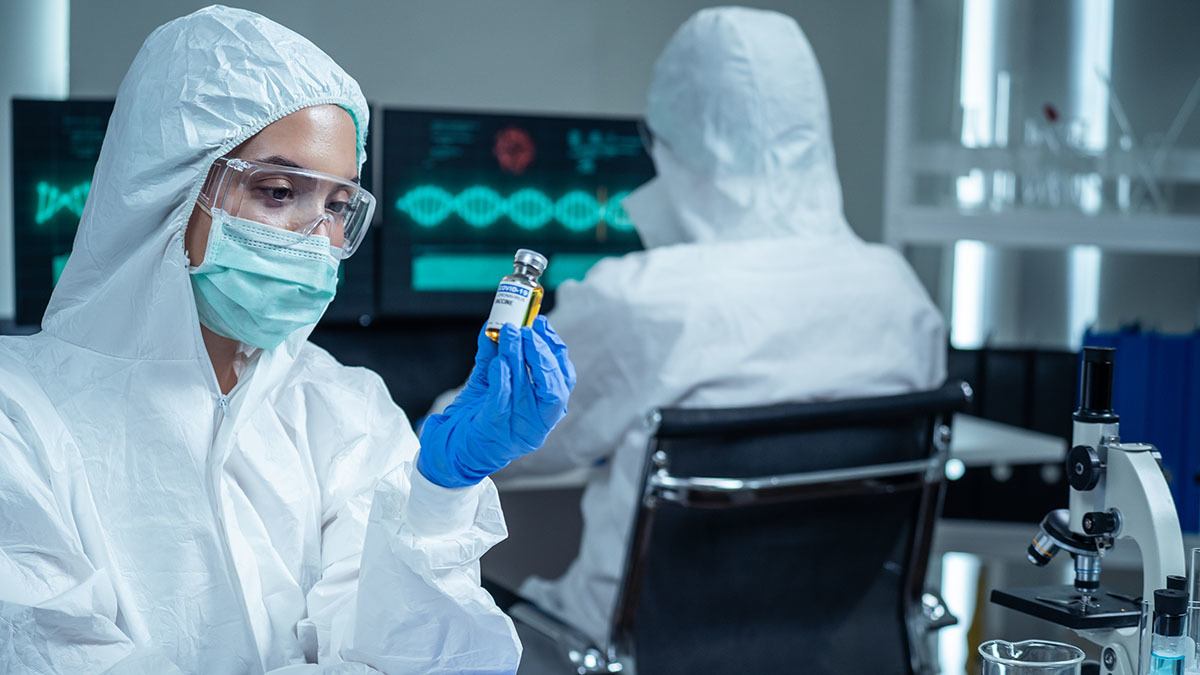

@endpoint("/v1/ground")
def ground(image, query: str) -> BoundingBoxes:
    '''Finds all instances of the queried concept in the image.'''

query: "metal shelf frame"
[882,1,1200,256]
[893,207,1200,255]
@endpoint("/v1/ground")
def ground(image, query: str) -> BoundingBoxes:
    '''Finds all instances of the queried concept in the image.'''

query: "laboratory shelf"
[883,1,1200,258]
[889,207,1200,256]
[907,142,1200,184]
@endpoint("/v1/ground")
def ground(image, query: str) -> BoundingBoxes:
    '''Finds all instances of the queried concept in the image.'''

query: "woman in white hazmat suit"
[0,6,576,674]
[502,7,948,646]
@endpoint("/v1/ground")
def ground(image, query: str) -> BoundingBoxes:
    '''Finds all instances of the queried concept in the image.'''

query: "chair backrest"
[607,382,973,675]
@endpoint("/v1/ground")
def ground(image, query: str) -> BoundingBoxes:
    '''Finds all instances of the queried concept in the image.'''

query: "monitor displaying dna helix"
[381,108,653,316]
[12,99,113,326]
[11,99,378,326]
[11,102,648,324]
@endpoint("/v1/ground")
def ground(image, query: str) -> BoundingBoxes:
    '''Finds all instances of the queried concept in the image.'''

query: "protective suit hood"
[43,4,368,361]
[630,6,852,248]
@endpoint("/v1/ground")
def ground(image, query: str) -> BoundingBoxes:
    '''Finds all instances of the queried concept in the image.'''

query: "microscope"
[990,346,1187,675]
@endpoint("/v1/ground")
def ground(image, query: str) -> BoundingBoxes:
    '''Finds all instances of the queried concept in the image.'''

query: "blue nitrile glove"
[418,316,577,488]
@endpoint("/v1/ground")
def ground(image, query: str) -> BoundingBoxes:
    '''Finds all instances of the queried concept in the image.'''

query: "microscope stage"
[990,586,1143,630]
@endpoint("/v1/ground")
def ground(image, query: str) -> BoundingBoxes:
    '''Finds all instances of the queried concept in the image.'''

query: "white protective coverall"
[0,6,518,674]
[511,7,948,645]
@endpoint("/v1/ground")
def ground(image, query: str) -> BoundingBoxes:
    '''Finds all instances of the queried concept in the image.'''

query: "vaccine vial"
[485,249,548,341]
[1152,589,1188,675]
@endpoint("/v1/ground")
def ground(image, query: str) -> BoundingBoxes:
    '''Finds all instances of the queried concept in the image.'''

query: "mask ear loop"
[186,185,217,270]
[186,196,216,271]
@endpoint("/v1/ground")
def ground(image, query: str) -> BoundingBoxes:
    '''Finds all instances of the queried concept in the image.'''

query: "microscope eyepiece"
[1075,347,1119,423]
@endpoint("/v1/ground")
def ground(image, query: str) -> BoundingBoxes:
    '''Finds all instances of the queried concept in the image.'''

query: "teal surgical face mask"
[189,210,339,350]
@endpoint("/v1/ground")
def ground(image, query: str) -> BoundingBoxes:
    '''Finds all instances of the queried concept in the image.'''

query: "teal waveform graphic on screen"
[52,253,71,286]
[396,185,634,232]
[36,181,92,225]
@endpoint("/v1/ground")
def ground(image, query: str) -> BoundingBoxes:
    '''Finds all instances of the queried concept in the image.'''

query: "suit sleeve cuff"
[404,466,488,537]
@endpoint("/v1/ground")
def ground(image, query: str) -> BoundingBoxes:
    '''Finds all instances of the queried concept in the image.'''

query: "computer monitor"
[379,108,653,316]
[10,99,377,326]
[12,99,113,326]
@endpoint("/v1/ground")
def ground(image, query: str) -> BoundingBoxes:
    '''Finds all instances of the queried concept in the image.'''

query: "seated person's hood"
[629,7,853,249]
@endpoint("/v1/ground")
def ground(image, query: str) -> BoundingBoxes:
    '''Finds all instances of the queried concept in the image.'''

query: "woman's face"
[185,104,358,266]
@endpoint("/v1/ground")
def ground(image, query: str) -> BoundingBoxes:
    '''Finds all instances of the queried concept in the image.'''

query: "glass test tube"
[1187,549,1200,673]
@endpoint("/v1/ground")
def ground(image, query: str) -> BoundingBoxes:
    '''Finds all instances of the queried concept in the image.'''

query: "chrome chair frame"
[510,381,972,675]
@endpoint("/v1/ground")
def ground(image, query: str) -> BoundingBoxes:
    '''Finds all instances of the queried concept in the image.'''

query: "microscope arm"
[1071,446,1188,675]
[1105,446,1186,602]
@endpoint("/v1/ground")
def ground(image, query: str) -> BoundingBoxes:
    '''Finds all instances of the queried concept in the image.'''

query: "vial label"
[486,281,534,332]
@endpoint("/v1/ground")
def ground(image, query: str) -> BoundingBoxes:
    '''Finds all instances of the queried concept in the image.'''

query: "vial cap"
[1154,588,1187,616]
[514,249,548,274]
[1166,575,1188,594]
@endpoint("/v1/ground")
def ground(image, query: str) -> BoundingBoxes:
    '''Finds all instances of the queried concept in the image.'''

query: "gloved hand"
[418,316,576,488]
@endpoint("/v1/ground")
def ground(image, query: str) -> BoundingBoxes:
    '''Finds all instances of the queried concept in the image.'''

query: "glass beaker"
[1190,547,1200,605]
[1136,599,1154,675]
[1187,548,1200,673]
[1186,602,1200,674]
[978,640,1085,675]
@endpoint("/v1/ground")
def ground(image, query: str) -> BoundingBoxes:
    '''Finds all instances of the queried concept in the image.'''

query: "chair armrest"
[508,601,621,674]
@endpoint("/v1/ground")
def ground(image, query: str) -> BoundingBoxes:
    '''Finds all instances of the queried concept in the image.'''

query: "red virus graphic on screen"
[493,126,536,175]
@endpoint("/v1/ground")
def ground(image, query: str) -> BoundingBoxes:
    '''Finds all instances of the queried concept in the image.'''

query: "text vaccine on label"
[486,249,548,341]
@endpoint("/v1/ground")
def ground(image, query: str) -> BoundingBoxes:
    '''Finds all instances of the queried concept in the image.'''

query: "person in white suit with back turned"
[500,6,947,646]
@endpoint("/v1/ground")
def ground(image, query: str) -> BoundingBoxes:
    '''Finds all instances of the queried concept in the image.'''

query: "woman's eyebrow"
[257,154,359,183]
[256,155,304,169]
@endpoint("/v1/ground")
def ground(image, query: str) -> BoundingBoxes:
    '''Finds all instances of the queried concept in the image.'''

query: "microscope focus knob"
[1082,510,1119,536]
[1067,445,1103,491]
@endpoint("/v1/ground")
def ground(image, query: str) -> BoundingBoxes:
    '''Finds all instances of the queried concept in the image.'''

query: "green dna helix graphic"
[36,181,91,225]
[396,185,634,232]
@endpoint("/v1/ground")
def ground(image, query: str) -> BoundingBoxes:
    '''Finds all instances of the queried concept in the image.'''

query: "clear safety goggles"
[198,157,376,259]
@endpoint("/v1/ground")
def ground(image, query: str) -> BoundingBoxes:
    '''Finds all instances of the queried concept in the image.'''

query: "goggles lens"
[199,157,375,259]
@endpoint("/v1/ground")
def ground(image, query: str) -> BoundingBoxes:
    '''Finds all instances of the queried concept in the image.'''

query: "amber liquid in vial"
[485,250,548,341]
[485,279,543,341]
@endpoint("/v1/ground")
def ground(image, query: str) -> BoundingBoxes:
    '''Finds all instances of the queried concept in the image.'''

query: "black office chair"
[509,381,973,675]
